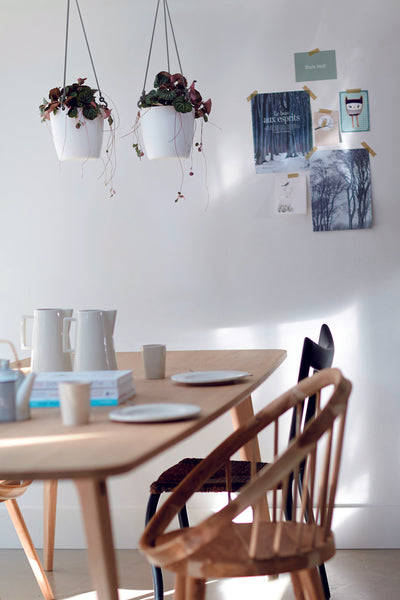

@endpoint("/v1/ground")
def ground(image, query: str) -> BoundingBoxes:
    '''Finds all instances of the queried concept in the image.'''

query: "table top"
[0,349,286,481]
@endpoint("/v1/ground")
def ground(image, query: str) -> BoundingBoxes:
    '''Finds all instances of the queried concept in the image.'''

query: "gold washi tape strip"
[361,142,376,157]
[319,108,332,114]
[288,173,299,178]
[309,48,320,55]
[303,85,317,100]
[247,90,258,102]
[305,146,318,159]
[346,88,362,93]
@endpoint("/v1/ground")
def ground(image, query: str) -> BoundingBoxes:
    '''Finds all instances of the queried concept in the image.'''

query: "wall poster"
[251,90,313,174]
[310,148,372,231]
[274,173,307,214]
[339,90,370,132]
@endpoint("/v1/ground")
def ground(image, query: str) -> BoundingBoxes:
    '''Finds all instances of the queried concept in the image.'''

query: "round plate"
[109,403,201,423]
[170,370,251,385]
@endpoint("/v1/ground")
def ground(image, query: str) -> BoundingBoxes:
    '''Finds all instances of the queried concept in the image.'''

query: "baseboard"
[1,504,399,550]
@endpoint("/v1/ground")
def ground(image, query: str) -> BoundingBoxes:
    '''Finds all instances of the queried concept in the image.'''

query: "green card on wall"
[294,50,337,82]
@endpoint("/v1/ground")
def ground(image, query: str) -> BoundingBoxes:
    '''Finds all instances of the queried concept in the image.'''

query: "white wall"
[0,0,399,549]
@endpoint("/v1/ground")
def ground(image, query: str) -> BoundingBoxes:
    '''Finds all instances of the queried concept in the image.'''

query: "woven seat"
[145,325,335,600]
[149,458,268,494]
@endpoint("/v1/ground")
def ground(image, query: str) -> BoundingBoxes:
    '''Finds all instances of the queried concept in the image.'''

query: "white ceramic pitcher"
[21,308,73,372]
[64,309,117,371]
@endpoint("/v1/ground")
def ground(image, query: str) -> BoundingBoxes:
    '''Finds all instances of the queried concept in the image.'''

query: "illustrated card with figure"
[251,90,313,174]
[339,91,370,132]
[274,173,307,215]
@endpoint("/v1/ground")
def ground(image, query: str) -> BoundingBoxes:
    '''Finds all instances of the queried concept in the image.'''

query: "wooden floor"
[0,548,399,599]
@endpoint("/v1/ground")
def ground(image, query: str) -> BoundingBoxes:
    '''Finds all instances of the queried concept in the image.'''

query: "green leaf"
[67,107,78,118]
[82,105,99,120]
[172,96,192,113]
[154,71,171,88]
[158,89,176,103]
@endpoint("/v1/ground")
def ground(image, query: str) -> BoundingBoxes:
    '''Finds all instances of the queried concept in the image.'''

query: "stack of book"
[30,370,135,407]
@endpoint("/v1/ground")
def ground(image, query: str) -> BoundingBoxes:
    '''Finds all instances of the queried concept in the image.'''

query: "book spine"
[30,389,135,408]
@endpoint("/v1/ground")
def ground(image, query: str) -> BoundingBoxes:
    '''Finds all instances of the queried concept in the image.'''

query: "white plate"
[171,370,251,385]
[109,403,201,423]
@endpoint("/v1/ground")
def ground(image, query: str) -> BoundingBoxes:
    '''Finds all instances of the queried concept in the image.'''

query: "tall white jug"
[21,308,73,372]
[64,309,117,371]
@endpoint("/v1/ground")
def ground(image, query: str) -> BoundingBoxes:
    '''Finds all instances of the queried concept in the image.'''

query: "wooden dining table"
[1,349,286,600]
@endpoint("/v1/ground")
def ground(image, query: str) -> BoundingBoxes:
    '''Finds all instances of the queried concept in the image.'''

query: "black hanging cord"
[138,0,184,107]
[60,0,108,110]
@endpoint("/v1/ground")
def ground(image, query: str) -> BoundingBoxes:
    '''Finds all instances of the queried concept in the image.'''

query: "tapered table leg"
[74,478,119,600]
[43,480,58,571]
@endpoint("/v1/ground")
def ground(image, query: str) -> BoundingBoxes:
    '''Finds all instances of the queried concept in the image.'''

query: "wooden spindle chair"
[145,324,335,600]
[139,368,351,600]
[0,480,54,599]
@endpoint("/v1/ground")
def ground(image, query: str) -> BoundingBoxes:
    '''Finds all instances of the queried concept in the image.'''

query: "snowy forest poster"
[251,90,313,173]
[310,149,372,231]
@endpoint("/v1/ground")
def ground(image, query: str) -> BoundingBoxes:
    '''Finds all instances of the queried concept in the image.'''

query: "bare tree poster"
[251,91,313,173]
[310,149,372,231]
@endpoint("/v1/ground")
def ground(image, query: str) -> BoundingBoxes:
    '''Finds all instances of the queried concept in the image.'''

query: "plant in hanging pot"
[39,77,114,162]
[133,71,212,162]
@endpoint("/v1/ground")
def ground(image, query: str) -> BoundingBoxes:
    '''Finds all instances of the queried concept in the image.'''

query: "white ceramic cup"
[141,344,166,379]
[58,381,91,426]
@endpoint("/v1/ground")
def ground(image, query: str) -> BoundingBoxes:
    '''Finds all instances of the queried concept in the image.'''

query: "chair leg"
[178,504,189,528]
[186,577,206,600]
[5,498,54,600]
[318,563,330,599]
[291,572,306,600]
[43,480,58,571]
[299,567,325,600]
[146,494,164,600]
[174,574,187,600]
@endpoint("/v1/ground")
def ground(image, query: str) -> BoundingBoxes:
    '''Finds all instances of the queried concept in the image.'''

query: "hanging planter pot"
[49,106,104,161]
[39,0,117,196]
[140,105,194,160]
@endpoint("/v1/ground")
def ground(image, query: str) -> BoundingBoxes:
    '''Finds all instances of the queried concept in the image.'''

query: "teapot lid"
[0,358,18,382]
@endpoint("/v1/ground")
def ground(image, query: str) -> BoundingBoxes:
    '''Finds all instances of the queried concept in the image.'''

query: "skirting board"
[0,505,399,550]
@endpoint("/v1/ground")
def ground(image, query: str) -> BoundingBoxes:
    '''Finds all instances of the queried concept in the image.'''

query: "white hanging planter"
[140,106,195,160]
[50,108,104,161]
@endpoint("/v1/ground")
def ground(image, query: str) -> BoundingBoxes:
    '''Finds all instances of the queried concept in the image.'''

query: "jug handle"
[0,339,22,370]
[63,317,75,353]
[20,315,33,351]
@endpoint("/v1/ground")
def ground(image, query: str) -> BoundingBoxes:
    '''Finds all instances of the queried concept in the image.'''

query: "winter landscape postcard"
[274,173,307,214]
[339,91,370,132]
[251,90,313,174]
[310,148,372,231]
[313,110,340,146]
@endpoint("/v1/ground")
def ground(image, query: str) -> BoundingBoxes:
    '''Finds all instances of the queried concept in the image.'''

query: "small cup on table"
[141,344,166,379]
[58,381,91,426]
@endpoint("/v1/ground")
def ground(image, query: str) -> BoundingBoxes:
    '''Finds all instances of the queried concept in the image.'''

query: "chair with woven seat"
[0,480,54,599]
[140,368,351,600]
[145,324,334,600]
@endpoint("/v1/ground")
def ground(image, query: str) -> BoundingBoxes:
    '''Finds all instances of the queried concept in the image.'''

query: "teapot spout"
[16,372,36,421]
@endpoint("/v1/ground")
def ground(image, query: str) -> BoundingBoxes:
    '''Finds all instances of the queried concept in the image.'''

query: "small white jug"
[21,308,73,372]
[64,309,117,371]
